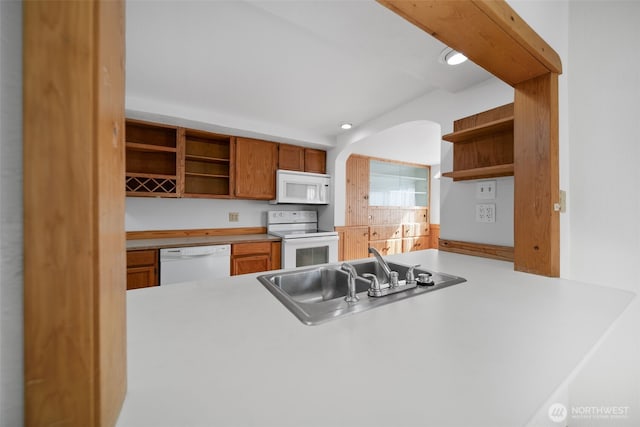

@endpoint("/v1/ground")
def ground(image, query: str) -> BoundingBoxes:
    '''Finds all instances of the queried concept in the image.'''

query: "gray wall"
[0,1,23,425]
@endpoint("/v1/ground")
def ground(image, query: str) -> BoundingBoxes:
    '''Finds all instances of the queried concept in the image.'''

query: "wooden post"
[514,73,560,276]
[23,1,127,425]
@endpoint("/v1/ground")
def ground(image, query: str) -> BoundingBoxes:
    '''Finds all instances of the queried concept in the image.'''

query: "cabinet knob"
[363,195,368,200]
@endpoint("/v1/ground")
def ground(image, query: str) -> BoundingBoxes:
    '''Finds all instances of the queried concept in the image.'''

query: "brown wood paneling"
[24,1,126,425]
[403,222,430,238]
[231,255,271,275]
[126,267,158,290]
[402,236,430,252]
[345,155,369,226]
[126,227,267,240]
[429,224,440,249]
[278,144,305,171]
[377,0,561,86]
[439,239,515,262]
[304,148,326,174]
[126,250,157,267]
[234,137,278,200]
[514,73,560,276]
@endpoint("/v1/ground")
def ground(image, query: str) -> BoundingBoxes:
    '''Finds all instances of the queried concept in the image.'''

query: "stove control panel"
[268,210,317,224]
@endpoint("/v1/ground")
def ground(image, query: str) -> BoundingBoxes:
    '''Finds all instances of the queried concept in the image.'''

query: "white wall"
[328,78,514,246]
[565,2,640,425]
[0,2,23,425]
[126,197,308,231]
[510,1,640,425]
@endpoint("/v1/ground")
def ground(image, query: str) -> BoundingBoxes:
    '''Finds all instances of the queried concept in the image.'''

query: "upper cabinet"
[304,148,326,174]
[278,144,305,172]
[125,119,325,200]
[369,160,428,207]
[182,129,234,198]
[234,137,278,200]
[125,120,179,197]
[278,144,327,174]
[441,103,514,181]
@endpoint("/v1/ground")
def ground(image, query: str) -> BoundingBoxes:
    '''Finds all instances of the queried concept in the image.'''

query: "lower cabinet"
[126,249,158,290]
[231,241,280,275]
[369,238,403,256]
[337,226,369,261]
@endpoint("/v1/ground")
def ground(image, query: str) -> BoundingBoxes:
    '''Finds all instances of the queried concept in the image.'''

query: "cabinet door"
[346,155,369,226]
[234,137,278,200]
[231,254,271,275]
[369,239,403,256]
[278,144,305,172]
[126,266,158,290]
[304,148,326,174]
[126,249,158,290]
[341,226,369,261]
[402,236,430,253]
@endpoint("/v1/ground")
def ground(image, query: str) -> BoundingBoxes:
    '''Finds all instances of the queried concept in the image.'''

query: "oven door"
[281,235,339,269]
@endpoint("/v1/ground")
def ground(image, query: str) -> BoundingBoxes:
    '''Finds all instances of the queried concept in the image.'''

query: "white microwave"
[272,170,330,205]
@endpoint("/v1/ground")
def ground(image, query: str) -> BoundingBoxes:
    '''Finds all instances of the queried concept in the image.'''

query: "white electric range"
[267,210,338,269]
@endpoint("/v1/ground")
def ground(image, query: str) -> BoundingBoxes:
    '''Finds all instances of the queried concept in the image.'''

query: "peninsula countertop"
[117,250,634,427]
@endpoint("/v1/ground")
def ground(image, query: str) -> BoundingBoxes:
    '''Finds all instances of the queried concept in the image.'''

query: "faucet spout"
[368,247,392,282]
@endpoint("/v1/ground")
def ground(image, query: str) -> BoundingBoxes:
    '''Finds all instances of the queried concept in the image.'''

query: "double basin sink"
[257,259,466,325]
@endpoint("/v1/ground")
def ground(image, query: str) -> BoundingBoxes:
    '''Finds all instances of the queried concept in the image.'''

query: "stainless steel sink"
[258,260,466,325]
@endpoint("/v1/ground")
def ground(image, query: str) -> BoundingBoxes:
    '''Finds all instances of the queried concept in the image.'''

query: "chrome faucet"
[340,263,360,303]
[368,247,393,283]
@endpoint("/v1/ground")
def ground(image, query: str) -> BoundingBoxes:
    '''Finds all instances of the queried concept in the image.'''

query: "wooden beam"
[514,73,560,276]
[24,1,127,426]
[377,0,561,86]
[439,239,514,262]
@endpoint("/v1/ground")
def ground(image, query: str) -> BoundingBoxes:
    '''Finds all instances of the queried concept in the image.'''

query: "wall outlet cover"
[476,204,496,223]
[229,212,240,222]
[476,180,496,199]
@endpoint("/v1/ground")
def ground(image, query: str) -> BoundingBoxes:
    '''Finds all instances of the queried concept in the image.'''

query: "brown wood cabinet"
[125,119,179,197]
[231,241,273,275]
[126,249,158,290]
[182,129,234,198]
[279,144,326,174]
[304,148,326,174]
[234,137,278,200]
[278,144,305,171]
[369,238,403,256]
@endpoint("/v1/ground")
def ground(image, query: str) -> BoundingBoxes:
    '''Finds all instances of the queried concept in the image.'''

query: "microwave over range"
[271,170,330,205]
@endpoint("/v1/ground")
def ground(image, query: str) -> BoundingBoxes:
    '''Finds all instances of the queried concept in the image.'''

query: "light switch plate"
[476,204,496,223]
[476,180,496,199]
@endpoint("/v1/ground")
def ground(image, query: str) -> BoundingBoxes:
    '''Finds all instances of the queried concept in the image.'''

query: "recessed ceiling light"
[439,47,468,66]
[340,123,353,130]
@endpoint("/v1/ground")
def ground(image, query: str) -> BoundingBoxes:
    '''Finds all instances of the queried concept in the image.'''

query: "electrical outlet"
[228,212,239,222]
[476,180,496,199]
[476,204,496,223]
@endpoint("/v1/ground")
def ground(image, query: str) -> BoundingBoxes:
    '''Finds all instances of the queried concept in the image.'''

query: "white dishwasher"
[160,244,231,285]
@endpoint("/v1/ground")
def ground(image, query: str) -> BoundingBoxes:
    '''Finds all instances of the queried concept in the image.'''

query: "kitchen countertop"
[126,233,280,251]
[117,250,634,427]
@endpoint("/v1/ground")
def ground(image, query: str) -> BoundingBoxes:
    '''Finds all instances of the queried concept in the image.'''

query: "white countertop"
[118,250,634,427]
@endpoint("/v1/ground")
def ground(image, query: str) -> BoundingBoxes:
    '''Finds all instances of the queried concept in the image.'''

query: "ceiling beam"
[377,0,562,86]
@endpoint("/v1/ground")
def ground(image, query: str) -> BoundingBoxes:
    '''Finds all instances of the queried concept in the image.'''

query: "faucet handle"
[406,264,421,284]
[362,273,380,291]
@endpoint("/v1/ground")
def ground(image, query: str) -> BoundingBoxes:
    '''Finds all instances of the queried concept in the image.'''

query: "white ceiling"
[126,0,493,145]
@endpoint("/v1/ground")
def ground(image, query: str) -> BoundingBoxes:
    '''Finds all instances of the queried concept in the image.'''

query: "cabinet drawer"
[368,239,403,256]
[232,241,272,256]
[403,222,430,238]
[402,236,430,252]
[126,249,157,267]
[369,225,402,240]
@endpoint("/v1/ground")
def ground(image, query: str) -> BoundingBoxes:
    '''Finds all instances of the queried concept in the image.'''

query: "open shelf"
[126,142,177,153]
[442,116,513,143]
[183,129,233,197]
[442,164,514,181]
[185,172,229,179]
[185,154,230,163]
